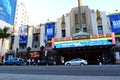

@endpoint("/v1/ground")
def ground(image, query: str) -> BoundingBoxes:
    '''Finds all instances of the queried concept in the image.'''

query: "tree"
[0,26,11,61]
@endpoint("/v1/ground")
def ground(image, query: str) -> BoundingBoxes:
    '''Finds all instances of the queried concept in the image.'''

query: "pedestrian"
[31,59,34,65]
[97,56,102,65]
[27,58,31,65]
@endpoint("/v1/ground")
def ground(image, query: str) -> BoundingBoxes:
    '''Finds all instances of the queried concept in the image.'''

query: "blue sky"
[22,0,120,24]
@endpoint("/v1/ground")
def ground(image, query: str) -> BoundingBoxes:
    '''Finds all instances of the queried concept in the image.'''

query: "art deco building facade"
[55,6,111,38]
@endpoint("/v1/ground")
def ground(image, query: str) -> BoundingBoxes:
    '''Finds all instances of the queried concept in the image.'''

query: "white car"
[65,58,88,66]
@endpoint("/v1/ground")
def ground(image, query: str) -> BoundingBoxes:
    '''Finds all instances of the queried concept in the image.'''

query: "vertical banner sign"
[19,25,28,44]
[45,23,55,40]
[109,14,120,34]
[0,0,17,25]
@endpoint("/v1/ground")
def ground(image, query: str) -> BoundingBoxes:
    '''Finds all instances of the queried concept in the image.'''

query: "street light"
[78,0,83,32]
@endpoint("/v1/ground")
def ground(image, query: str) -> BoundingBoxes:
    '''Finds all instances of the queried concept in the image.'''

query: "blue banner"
[55,40,113,48]
[45,23,55,40]
[19,26,28,44]
[109,14,120,34]
[0,0,17,25]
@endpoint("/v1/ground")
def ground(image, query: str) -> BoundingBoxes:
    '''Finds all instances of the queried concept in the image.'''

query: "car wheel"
[80,63,85,66]
[66,63,71,66]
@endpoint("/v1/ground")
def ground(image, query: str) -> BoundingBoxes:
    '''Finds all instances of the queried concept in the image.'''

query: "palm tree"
[0,26,11,61]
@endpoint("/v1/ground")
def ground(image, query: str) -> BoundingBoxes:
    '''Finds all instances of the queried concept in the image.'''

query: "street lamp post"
[78,0,83,32]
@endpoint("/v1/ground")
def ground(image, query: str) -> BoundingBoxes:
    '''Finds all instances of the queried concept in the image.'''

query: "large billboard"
[45,23,55,40]
[109,14,120,34]
[0,0,17,25]
[19,25,28,44]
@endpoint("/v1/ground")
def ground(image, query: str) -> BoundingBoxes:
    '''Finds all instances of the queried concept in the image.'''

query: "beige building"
[55,6,111,38]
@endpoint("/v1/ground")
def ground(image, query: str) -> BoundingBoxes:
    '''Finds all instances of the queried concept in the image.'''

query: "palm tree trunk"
[1,38,4,48]
[0,38,4,62]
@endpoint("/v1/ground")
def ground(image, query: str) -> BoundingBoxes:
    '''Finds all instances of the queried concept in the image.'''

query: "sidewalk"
[0,73,120,80]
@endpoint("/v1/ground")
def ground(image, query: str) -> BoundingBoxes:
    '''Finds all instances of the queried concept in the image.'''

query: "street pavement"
[0,73,120,80]
[0,65,120,80]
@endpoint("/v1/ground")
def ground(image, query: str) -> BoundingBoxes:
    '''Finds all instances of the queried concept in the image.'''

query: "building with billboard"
[2,4,117,64]
[0,0,17,61]
[0,0,30,61]
[109,13,120,63]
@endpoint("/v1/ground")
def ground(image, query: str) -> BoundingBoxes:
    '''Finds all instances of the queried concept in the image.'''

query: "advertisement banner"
[55,40,113,48]
[45,23,55,40]
[19,25,28,44]
[0,0,17,25]
[109,14,120,34]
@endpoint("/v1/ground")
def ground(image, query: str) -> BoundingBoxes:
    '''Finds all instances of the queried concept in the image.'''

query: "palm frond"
[0,26,11,39]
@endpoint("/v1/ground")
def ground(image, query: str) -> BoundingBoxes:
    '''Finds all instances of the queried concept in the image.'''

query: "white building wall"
[101,12,111,34]
[27,26,33,47]
[91,10,98,34]
[65,14,71,37]
[14,1,29,26]
[40,24,45,47]
[0,20,12,28]
[85,8,93,34]
[56,18,62,38]
[13,25,19,50]
[69,7,77,35]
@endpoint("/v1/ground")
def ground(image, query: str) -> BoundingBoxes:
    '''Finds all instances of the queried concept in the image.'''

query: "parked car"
[5,58,24,65]
[65,58,88,66]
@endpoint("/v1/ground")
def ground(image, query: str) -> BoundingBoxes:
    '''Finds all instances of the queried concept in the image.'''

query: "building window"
[98,26,103,34]
[75,14,78,25]
[10,36,15,49]
[33,34,39,41]
[62,30,66,37]
[75,28,79,33]
[83,28,87,32]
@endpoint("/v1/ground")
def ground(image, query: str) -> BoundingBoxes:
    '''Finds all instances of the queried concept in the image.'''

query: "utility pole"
[78,0,83,32]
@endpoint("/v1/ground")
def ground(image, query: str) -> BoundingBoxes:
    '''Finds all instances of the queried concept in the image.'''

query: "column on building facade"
[27,26,33,48]
[56,18,62,38]
[65,14,71,37]
[13,25,19,50]
[40,24,45,47]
